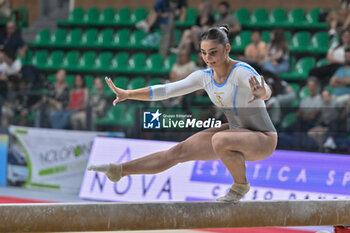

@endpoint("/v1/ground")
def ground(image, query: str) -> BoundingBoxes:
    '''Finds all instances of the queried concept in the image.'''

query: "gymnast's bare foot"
[87,163,123,182]
[216,183,250,203]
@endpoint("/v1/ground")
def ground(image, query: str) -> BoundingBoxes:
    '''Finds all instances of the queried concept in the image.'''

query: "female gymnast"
[88,25,277,203]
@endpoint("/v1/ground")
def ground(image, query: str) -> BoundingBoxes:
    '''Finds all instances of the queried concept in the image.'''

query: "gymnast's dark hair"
[200,24,229,46]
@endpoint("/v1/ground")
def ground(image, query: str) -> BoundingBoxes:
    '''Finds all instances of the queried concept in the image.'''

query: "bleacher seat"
[83,7,99,25]
[235,8,250,26]
[98,8,116,26]
[32,50,48,70]
[308,31,329,54]
[131,7,148,24]
[81,28,98,47]
[145,53,163,74]
[231,31,251,52]
[31,29,50,47]
[247,8,269,28]
[95,52,113,72]
[97,28,114,48]
[290,31,311,53]
[114,76,129,89]
[66,28,82,48]
[115,7,131,26]
[127,53,147,74]
[62,7,84,26]
[62,51,80,70]
[114,28,131,48]
[50,28,66,47]
[269,8,287,28]
[111,52,129,73]
[127,77,146,89]
[46,50,64,70]
[286,8,305,29]
[279,56,315,80]
[78,51,96,72]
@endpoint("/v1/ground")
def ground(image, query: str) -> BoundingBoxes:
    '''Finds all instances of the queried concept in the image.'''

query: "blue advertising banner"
[191,150,350,195]
[0,134,9,186]
[80,137,350,202]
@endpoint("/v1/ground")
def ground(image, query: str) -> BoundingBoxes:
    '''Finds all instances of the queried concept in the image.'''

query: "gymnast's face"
[200,40,229,68]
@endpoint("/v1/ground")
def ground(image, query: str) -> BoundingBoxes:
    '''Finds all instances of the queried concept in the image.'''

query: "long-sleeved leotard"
[149,62,276,133]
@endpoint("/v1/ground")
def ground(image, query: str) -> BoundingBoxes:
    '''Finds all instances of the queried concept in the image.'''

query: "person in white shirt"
[0,48,22,84]
[88,25,277,203]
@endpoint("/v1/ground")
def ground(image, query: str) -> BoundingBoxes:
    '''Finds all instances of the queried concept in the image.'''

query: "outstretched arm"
[106,71,204,105]
[105,77,151,105]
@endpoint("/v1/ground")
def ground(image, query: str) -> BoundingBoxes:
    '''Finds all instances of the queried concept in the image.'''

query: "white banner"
[80,137,350,202]
[9,126,109,194]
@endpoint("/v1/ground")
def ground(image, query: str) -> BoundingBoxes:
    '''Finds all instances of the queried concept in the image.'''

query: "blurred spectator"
[69,74,89,130]
[1,79,34,126]
[0,48,22,89]
[309,28,350,82]
[326,0,350,36]
[0,21,27,57]
[329,46,350,107]
[296,77,322,132]
[0,0,11,20]
[34,69,70,128]
[239,30,268,73]
[214,1,241,38]
[136,0,187,33]
[1,83,14,126]
[0,51,7,99]
[308,89,339,152]
[87,77,107,130]
[170,49,196,82]
[263,29,289,74]
[167,49,196,106]
[177,0,214,52]
[264,72,296,126]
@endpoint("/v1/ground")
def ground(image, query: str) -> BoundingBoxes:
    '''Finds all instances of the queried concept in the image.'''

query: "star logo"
[150,109,162,122]
[143,109,162,129]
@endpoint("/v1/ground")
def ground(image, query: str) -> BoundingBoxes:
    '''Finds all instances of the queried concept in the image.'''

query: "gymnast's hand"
[105,76,129,106]
[248,75,267,103]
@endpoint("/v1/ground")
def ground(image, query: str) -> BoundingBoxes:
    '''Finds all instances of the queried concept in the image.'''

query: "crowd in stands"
[0,0,349,153]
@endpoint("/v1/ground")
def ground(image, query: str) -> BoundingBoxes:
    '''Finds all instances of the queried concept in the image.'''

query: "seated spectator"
[308,89,339,152]
[136,0,187,33]
[296,77,322,132]
[326,0,350,36]
[177,0,214,52]
[239,30,268,73]
[167,49,196,106]
[309,28,350,83]
[214,1,241,39]
[329,46,350,107]
[69,74,89,130]
[0,48,22,85]
[88,77,107,130]
[263,29,290,74]
[0,51,7,99]
[0,21,27,57]
[34,69,70,128]
[170,49,196,82]
[264,72,296,126]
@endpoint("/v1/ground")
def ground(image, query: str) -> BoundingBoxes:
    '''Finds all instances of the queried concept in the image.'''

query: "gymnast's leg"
[88,124,229,182]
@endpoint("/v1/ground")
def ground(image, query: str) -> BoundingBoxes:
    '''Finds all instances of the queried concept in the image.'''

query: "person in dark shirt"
[177,0,215,52]
[0,21,27,57]
[136,0,187,33]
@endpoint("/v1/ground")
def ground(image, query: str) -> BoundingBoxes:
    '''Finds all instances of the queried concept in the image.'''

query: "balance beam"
[1,200,349,232]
